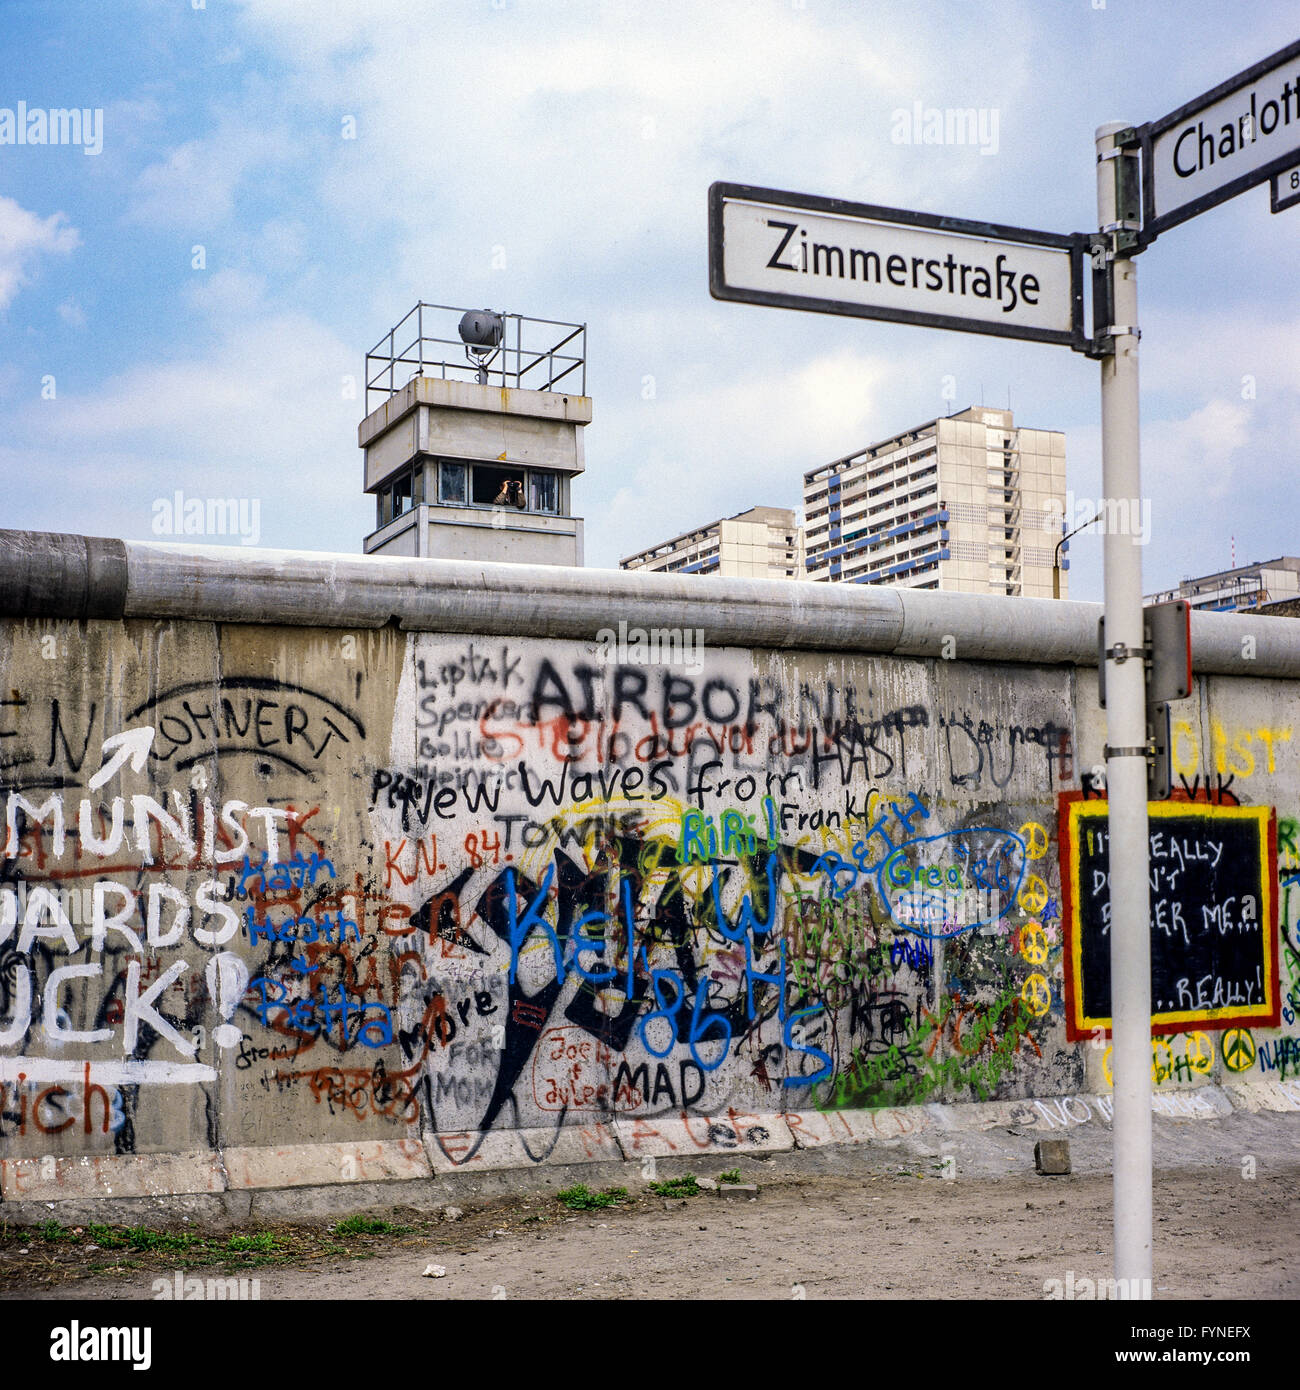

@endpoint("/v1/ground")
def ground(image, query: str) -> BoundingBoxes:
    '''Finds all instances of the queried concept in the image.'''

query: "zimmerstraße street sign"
[708,183,1087,350]
[1139,38,1300,240]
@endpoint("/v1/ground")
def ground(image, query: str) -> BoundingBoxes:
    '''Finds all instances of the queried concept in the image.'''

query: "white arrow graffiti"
[87,725,156,791]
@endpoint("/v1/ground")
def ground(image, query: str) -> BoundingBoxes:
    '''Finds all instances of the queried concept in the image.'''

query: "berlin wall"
[2,530,1299,1210]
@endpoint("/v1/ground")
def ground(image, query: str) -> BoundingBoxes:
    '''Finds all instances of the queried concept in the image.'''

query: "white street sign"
[709,184,1085,348]
[1142,39,1300,237]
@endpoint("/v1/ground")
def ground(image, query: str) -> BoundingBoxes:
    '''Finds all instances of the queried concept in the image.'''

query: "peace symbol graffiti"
[1018,874,1049,916]
[1019,923,1049,966]
[1222,1029,1256,1073]
[1021,972,1052,1017]
[1018,821,1050,861]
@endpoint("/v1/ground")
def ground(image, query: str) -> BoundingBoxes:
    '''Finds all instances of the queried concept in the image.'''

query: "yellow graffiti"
[1171,720,1199,778]
[1222,1028,1256,1072]
[1103,1032,1218,1088]
[1153,1032,1215,1083]
[1019,923,1049,966]
[1185,1031,1214,1074]
[1021,972,1051,1017]
[1173,719,1293,779]
[1019,820,1050,860]
[1018,874,1048,916]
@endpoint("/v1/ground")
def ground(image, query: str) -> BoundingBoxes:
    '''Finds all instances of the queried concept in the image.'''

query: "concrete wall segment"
[0,530,1297,1206]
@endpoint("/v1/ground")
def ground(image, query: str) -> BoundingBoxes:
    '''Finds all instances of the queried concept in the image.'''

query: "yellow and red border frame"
[1058,791,1279,1041]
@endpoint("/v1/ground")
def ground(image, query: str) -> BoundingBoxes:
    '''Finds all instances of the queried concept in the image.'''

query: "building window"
[411,460,568,515]
[530,471,559,514]
[377,466,419,527]
[438,461,467,505]
[472,464,521,506]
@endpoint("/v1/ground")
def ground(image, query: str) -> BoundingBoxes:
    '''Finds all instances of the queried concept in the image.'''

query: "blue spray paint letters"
[678,797,778,864]
[246,978,392,1048]
[783,1005,833,1086]
[239,851,336,894]
[810,791,931,900]
[501,856,785,1074]
[244,906,359,946]
[877,828,1026,940]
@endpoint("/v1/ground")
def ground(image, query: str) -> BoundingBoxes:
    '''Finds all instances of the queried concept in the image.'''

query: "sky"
[1,0,1297,600]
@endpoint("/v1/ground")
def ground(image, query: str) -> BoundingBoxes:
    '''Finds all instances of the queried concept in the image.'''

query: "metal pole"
[1096,120,1152,1298]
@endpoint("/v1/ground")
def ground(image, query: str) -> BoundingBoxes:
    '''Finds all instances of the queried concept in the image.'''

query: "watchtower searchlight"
[364,301,586,412]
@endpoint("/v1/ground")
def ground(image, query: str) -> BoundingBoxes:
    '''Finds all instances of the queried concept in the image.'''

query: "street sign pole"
[711,41,1299,1308]
[1095,120,1152,1297]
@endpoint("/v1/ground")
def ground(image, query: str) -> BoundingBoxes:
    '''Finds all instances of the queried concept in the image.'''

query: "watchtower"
[360,303,589,564]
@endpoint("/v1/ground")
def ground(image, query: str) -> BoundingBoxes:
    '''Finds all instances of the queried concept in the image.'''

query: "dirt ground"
[7,1158,1298,1303]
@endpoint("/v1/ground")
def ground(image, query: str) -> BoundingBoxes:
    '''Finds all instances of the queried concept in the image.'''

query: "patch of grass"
[648,1174,701,1199]
[332,1215,408,1237]
[84,1224,130,1249]
[123,1227,200,1252]
[225,1233,279,1253]
[719,1168,742,1184]
[556,1183,628,1211]
[37,1219,70,1242]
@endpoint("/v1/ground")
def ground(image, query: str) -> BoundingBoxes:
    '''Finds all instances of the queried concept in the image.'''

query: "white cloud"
[125,110,298,228]
[596,346,890,566]
[183,267,268,322]
[230,0,982,274]
[1145,398,1253,501]
[9,283,371,551]
[0,197,80,312]
[255,216,309,271]
[57,297,87,328]
[28,307,350,451]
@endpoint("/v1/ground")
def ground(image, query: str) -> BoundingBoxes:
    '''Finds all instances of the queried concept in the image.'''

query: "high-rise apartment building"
[1147,556,1300,613]
[621,506,802,580]
[802,406,1066,596]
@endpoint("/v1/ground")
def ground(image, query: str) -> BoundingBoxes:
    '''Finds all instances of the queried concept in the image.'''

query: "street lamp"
[1053,510,1102,599]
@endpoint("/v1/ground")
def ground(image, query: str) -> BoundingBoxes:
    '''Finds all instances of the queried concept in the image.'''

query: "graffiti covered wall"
[1,599,1297,1191]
